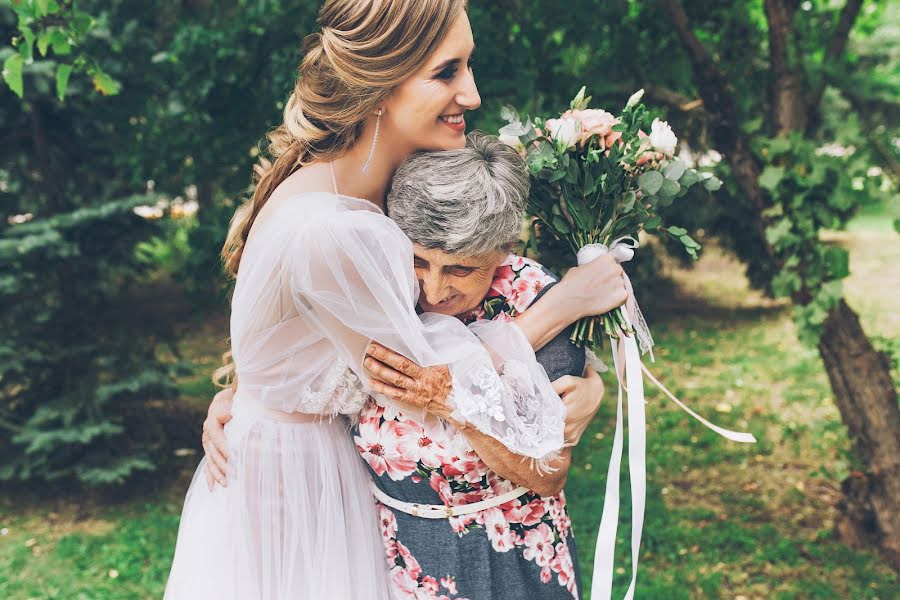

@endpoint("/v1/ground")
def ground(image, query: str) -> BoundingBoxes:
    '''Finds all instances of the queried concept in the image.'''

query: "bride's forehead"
[425,12,474,63]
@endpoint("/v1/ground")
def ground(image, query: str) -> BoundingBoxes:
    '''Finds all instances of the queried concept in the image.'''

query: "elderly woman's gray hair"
[387,132,529,256]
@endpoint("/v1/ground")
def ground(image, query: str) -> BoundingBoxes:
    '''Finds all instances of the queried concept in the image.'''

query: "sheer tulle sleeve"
[287,206,564,460]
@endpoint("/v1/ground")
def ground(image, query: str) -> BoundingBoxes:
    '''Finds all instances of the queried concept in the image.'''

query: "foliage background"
[1,0,898,597]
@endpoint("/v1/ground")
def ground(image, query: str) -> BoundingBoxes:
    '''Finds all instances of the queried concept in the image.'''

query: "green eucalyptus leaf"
[638,171,664,195]
[679,169,700,189]
[664,159,686,181]
[645,216,662,231]
[667,226,687,236]
[702,176,723,191]
[658,178,680,199]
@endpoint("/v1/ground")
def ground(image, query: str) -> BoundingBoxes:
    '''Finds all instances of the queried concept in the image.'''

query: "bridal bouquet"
[500,90,752,600]
[499,87,721,350]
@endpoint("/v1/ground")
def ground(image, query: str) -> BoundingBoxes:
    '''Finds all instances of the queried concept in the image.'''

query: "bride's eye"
[435,62,459,81]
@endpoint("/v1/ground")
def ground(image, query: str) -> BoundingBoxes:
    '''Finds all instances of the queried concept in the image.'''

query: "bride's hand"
[364,342,456,422]
[202,387,234,490]
[557,254,628,319]
[553,367,605,446]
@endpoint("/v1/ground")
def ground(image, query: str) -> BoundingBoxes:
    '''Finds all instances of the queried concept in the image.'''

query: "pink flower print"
[449,513,476,535]
[503,497,546,527]
[398,418,447,469]
[421,576,440,594]
[390,566,419,599]
[490,265,515,298]
[552,542,578,594]
[441,576,458,595]
[355,419,418,480]
[510,266,552,313]
[429,471,454,504]
[522,523,556,568]
[479,507,517,552]
[378,503,398,540]
[396,540,422,580]
[506,255,527,271]
[492,311,513,323]
[540,566,552,584]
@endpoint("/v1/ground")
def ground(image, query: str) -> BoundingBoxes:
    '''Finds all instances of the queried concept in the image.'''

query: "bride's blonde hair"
[215,0,466,387]
[222,0,467,277]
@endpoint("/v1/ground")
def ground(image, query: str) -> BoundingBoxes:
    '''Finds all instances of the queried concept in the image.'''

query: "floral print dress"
[353,254,586,600]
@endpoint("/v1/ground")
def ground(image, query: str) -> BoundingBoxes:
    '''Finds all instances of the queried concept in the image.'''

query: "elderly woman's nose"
[420,272,450,303]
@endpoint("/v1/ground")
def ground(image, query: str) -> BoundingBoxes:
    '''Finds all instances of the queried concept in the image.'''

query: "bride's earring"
[361,108,382,175]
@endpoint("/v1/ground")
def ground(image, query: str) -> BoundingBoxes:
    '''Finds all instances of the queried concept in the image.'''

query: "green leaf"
[37,30,51,57]
[49,29,71,56]
[823,246,849,279]
[658,178,680,199]
[91,71,121,96]
[765,218,793,248]
[679,169,700,189]
[663,159,686,181]
[679,234,701,250]
[766,136,792,156]
[645,216,662,231]
[55,63,73,100]
[621,191,636,212]
[552,215,571,234]
[702,176,723,191]
[500,105,520,124]
[667,226,687,236]
[759,166,785,192]
[36,0,51,17]
[894,218,900,234]
[638,171,664,195]
[2,53,24,99]
[21,26,35,62]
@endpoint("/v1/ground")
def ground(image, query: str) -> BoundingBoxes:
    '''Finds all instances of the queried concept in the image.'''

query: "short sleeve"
[287,207,564,459]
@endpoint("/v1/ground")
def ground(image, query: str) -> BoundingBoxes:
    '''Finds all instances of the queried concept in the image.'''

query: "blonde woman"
[165,2,627,599]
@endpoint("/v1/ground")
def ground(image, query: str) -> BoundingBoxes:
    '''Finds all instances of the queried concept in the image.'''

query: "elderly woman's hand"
[553,367,605,446]
[558,254,628,319]
[202,387,234,490]
[364,342,456,421]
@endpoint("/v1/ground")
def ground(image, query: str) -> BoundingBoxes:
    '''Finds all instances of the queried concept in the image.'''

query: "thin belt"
[370,480,529,519]
[234,396,323,423]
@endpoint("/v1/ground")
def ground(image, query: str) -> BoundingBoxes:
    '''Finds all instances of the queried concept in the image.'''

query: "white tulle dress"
[164,192,566,600]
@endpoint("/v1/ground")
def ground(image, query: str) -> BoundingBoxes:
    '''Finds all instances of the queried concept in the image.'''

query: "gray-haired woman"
[356,132,608,599]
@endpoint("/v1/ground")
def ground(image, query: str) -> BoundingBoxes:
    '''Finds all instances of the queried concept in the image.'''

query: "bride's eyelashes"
[433,53,476,82]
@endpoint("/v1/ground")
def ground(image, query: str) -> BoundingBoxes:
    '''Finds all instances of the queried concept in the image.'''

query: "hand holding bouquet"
[500,87,721,349]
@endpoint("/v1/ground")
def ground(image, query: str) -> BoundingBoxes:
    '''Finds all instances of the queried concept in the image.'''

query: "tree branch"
[765,0,808,133]
[808,0,865,115]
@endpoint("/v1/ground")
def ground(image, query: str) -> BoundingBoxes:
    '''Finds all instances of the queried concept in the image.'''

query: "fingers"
[364,356,417,390]
[366,342,422,377]
[552,375,577,396]
[202,417,229,487]
[370,378,420,407]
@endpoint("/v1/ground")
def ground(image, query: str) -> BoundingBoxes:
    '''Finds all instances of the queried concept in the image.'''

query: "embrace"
[164,2,629,599]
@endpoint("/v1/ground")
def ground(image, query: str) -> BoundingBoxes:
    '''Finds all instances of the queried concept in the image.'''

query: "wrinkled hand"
[202,387,234,490]
[558,254,628,319]
[364,342,455,421]
[553,367,605,446]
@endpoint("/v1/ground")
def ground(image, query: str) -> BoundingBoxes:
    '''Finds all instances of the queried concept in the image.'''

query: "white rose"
[546,117,580,150]
[498,132,525,153]
[649,118,677,156]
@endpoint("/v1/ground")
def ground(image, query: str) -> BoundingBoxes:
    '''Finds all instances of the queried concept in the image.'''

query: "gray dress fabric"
[352,255,585,599]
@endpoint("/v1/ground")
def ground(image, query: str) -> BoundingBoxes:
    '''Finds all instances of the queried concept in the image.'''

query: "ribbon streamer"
[580,239,757,600]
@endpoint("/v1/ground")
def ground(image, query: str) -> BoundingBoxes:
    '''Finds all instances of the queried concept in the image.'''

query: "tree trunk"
[820,300,900,568]
[661,0,900,569]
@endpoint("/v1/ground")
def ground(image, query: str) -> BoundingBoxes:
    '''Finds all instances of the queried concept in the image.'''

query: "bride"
[164,2,626,598]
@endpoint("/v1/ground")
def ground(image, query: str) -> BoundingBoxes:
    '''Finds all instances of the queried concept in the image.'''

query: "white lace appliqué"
[299,358,369,416]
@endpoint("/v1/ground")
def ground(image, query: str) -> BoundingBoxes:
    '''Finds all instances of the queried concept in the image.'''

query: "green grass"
[1,213,898,599]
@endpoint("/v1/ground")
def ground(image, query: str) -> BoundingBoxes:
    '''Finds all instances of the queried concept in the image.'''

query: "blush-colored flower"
[510,266,553,313]
[355,419,418,480]
[389,566,419,599]
[440,575,458,595]
[480,507,516,552]
[420,575,440,594]
[523,523,557,567]
[545,117,580,150]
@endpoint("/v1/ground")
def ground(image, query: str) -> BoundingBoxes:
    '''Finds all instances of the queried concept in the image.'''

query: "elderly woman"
[355,132,601,599]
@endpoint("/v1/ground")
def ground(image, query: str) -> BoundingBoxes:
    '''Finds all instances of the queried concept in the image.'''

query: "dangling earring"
[361,108,382,175]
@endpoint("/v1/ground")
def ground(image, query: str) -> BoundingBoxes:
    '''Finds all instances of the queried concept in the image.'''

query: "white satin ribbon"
[579,240,757,600]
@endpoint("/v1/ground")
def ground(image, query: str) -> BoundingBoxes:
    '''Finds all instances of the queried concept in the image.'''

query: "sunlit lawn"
[1,213,898,599]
